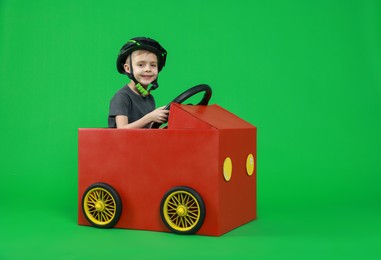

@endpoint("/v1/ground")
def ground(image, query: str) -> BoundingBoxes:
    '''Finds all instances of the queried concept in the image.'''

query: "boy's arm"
[115,107,169,129]
[115,114,152,129]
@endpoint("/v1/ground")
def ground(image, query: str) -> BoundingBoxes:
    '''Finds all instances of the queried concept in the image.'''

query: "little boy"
[108,37,169,128]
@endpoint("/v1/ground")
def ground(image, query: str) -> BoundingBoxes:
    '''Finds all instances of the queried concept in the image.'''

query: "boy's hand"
[149,106,169,123]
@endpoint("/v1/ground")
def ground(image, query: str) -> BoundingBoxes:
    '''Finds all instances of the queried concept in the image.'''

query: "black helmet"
[116,37,167,74]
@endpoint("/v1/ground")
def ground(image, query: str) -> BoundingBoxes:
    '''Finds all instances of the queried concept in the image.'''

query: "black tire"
[160,186,206,234]
[82,182,122,228]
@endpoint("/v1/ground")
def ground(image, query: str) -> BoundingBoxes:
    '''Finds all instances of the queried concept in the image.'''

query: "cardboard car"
[78,85,257,236]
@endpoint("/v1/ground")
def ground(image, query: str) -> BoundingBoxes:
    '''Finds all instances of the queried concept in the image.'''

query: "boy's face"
[124,50,158,87]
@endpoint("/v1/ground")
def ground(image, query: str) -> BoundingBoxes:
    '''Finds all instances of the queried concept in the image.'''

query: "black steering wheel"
[151,84,212,129]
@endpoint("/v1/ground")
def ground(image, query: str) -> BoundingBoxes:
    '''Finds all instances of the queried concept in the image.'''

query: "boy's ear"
[124,63,131,74]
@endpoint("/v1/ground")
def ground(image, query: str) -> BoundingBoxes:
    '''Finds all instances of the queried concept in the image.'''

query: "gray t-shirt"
[108,85,155,128]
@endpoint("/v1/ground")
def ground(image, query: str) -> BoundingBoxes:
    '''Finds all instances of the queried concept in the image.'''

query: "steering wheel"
[151,84,212,129]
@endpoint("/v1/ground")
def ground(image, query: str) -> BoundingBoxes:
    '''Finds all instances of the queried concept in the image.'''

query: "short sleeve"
[109,92,131,117]
[108,91,132,128]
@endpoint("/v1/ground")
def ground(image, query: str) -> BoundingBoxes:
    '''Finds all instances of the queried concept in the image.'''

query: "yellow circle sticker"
[223,157,232,181]
[246,154,255,176]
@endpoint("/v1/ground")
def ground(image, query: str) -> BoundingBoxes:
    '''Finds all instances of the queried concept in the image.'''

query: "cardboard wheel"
[82,182,122,228]
[160,186,206,234]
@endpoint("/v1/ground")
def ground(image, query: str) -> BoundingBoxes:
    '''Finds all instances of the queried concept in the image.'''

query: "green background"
[1,0,380,259]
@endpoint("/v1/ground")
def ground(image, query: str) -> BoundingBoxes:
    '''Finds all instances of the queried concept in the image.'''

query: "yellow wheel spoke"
[104,202,115,208]
[187,200,196,208]
[104,198,114,204]
[104,194,111,202]
[173,195,181,205]
[100,191,106,201]
[182,217,189,228]
[179,217,184,228]
[167,208,176,212]
[188,215,198,222]
[88,193,98,203]
[167,211,176,216]
[101,212,107,221]
[103,210,113,218]
[184,194,190,205]
[174,215,180,225]
[105,204,115,211]
[167,205,176,211]
[187,209,196,215]
[168,201,177,208]
[185,217,193,226]
[105,209,115,217]
[183,217,187,227]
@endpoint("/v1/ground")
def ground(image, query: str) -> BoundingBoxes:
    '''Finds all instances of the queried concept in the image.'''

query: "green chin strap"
[136,83,149,96]
[136,83,156,97]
